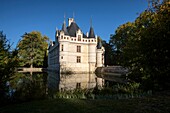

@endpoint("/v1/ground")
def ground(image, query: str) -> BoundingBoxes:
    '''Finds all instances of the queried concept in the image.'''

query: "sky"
[0,0,148,48]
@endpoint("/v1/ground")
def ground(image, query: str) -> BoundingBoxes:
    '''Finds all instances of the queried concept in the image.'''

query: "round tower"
[96,39,105,67]
[88,21,97,73]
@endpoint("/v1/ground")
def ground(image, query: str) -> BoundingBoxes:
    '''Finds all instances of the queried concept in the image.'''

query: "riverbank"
[1,91,170,113]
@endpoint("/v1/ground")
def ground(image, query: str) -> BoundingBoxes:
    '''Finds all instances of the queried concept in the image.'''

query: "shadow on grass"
[0,93,170,113]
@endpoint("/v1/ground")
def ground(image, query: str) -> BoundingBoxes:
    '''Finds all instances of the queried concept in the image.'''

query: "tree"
[17,31,49,68]
[109,22,135,65]
[120,1,170,90]
[102,40,115,66]
[0,31,19,102]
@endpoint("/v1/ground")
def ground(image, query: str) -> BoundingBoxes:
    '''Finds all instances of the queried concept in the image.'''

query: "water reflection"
[10,72,48,101]
[48,72,104,92]
[9,72,127,100]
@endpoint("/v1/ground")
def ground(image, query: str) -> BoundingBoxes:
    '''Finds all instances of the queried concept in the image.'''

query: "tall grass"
[53,82,152,100]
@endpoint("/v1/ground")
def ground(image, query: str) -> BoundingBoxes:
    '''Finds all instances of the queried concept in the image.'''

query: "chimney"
[68,18,74,26]
[86,32,89,37]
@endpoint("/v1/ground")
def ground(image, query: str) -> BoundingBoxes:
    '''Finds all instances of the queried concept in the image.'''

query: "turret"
[62,19,69,35]
[88,27,95,38]
[96,39,105,67]
[97,39,102,49]
[88,18,95,38]
[55,27,59,42]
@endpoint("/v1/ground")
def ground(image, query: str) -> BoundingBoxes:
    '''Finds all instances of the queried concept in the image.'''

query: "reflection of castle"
[47,72,104,91]
[48,17,105,73]
[59,74,104,91]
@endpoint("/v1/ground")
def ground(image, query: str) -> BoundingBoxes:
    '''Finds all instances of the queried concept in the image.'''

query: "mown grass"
[0,92,170,113]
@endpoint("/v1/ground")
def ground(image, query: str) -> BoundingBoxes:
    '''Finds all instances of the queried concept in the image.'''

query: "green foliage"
[55,89,92,99]
[1,93,170,113]
[109,22,135,65]
[53,82,146,100]
[0,31,19,102]
[111,1,170,91]
[11,72,48,101]
[102,40,115,65]
[17,31,49,68]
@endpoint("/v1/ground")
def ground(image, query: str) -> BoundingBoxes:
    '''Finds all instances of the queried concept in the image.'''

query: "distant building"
[48,17,105,73]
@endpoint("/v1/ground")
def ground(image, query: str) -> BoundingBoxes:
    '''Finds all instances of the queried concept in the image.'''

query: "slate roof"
[60,19,97,38]
[67,22,79,37]
[62,21,69,35]
[88,27,95,38]
[97,40,102,49]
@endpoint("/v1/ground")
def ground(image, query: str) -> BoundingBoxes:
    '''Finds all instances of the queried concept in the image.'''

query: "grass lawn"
[0,92,170,113]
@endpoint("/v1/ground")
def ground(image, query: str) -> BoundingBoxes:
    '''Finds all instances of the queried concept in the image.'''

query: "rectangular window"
[78,35,81,41]
[76,83,81,89]
[77,56,81,63]
[77,46,81,52]
[61,36,63,39]
[61,45,64,51]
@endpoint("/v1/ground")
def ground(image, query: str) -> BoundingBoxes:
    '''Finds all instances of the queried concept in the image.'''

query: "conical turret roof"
[97,39,102,49]
[62,20,69,35]
[88,26,95,38]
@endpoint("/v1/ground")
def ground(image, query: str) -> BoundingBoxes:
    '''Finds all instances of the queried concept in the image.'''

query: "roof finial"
[56,27,58,31]
[90,16,92,27]
[62,13,69,35]
[73,12,75,19]
[64,13,66,23]
[89,16,95,38]
[56,27,58,36]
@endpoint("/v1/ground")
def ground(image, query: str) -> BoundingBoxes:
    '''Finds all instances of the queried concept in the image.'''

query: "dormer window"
[78,35,81,41]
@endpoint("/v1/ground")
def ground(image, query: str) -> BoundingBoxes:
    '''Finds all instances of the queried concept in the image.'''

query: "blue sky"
[0,0,148,48]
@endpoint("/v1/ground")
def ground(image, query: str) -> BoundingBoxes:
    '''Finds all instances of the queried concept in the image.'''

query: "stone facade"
[48,18,105,73]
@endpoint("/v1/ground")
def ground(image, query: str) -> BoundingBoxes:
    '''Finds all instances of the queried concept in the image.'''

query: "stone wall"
[95,66,128,75]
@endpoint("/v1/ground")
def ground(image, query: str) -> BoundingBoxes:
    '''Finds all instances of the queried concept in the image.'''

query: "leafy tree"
[109,22,135,65]
[102,40,115,66]
[17,31,49,68]
[0,31,19,102]
[120,1,170,91]
[10,73,47,101]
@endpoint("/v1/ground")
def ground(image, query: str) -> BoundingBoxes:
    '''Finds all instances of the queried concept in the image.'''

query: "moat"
[7,71,128,100]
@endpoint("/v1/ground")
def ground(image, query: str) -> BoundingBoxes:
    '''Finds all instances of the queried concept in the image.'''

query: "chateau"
[48,17,105,73]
